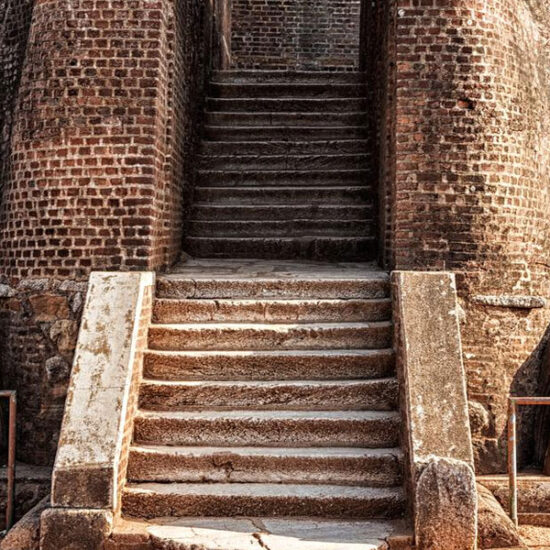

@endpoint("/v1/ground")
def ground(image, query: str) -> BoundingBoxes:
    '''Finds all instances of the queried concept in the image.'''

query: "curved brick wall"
[0,0,207,463]
[387,0,550,472]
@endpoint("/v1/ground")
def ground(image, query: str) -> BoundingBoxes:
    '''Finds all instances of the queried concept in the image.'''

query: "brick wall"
[380,0,550,473]
[0,0,34,202]
[230,0,362,70]
[0,0,208,464]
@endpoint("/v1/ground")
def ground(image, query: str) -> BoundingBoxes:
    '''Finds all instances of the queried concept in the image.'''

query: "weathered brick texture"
[230,0,362,70]
[379,0,550,473]
[0,0,208,464]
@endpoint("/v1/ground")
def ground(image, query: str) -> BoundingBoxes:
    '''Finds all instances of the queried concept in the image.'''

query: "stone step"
[184,236,377,261]
[193,186,372,204]
[186,220,373,238]
[138,379,399,411]
[209,82,369,99]
[127,445,403,487]
[206,98,369,113]
[211,70,367,84]
[196,169,372,186]
[204,125,367,141]
[108,517,413,550]
[122,483,405,519]
[143,349,396,381]
[156,271,390,300]
[133,410,401,448]
[153,298,391,324]
[201,139,370,156]
[205,112,369,127]
[190,204,373,221]
[148,321,392,351]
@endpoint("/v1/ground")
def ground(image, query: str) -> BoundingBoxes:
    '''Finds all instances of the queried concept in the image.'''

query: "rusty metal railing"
[0,391,16,534]
[507,396,550,526]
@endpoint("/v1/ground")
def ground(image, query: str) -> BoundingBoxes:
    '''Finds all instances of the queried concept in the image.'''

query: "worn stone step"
[156,271,390,300]
[186,220,373,238]
[211,71,367,84]
[205,112,369,127]
[205,125,367,141]
[143,349,396,381]
[190,204,373,221]
[196,169,372,186]
[201,139,370,156]
[209,82,369,99]
[122,482,405,519]
[134,410,401,448]
[148,321,392,351]
[153,298,391,324]
[139,379,399,411]
[206,98,369,113]
[109,516,413,550]
[127,445,403,486]
[184,236,376,261]
[198,156,371,172]
[193,186,372,205]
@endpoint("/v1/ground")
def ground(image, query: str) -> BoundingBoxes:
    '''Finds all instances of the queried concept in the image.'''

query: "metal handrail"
[0,391,16,534]
[507,396,550,526]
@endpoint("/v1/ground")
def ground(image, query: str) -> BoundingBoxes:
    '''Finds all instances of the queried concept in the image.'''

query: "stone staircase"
[184,71,376,261]
[115,260,407,548]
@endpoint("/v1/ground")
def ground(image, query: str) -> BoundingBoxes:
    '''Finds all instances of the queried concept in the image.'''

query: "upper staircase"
[185,71,377,261]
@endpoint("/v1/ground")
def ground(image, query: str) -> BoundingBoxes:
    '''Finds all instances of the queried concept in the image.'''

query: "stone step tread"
[201,140,370,153]
[134,409,400,448]
[143,348,395,381]
[198,154,370,161]
[124,482,404,497]
[111,516,411,550]
[212,70,367,80]
[137,410,400,421]
[206,99,370,112]
[149,321,392,330]
[140,378,398,387]
[205,125,367,131]
[129,445,403,458]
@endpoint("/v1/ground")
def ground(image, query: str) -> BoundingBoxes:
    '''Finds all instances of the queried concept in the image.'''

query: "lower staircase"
[110,260,409,549]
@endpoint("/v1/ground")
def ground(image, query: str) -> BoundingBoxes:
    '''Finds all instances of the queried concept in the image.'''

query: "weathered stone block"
[415,458,477,550]
[40,508,113,550]
[476,483,525,549]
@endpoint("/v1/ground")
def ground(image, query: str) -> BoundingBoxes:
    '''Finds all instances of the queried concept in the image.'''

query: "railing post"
[507,398,518,526]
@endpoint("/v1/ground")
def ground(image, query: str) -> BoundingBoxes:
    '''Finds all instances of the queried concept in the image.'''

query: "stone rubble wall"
[230,0,362,70]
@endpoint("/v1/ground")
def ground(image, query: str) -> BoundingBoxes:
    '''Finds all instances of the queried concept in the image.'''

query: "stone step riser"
[134,414,400,448]
[127,447,403,487]
[152,299,391,324]
[211,71,367,84]
[192,187,372,204]
[143,350,396,381]
[184,236,377,262]
[122,487,405,520]
[148,323,392,351]
[209,83,369,99]
[186,220,374,238]
[205,126,367,141]
[481,482,550,514]
[206,98,369,113]
[201,140,370,155]
[156,277,390,300]
[205,112,369,127]
[189,204,373,221]
[139,379,399,411]
[196,173,372,187]
[198,156,371,171]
